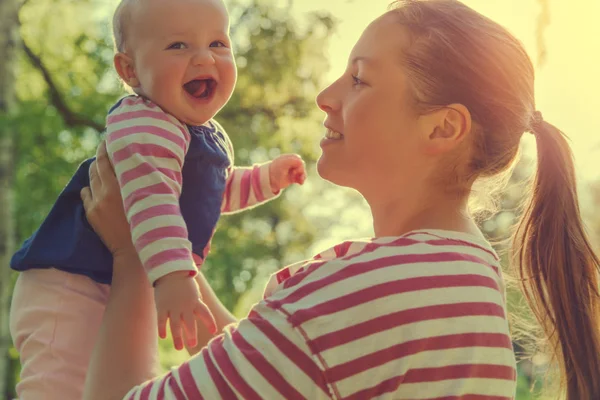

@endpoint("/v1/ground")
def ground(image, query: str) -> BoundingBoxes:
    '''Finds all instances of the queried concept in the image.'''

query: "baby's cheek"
[223,59,237,84]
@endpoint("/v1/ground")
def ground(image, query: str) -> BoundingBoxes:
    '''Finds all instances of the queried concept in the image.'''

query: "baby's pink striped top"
[124,229,517,399]
[105,96,277,284]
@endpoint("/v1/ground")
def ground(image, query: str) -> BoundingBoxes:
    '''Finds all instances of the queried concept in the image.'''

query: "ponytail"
[512,119,600,399]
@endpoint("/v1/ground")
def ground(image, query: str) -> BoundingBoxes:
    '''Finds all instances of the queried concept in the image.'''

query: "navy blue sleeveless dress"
[11,101,233,285]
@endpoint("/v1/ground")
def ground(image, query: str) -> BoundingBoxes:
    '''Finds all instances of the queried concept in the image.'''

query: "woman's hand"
[80,140,134,259]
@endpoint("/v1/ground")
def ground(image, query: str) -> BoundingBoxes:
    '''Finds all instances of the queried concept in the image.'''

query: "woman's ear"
[419,104,472,155]
[114,52,140,88]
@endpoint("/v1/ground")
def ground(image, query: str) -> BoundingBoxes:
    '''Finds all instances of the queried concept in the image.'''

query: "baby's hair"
[112,0,138,53]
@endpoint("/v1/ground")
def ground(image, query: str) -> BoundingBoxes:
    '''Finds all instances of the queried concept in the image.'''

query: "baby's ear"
[114,52,140,88]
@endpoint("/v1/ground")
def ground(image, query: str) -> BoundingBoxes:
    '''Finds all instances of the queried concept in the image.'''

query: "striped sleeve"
[105,96,197,284]
[221,163,280,215]
[123,302,333,400]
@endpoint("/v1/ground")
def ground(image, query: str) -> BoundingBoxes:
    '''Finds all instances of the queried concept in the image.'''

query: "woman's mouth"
[183,78,216,99]
[320,128,344,148]
[324,128,343,140]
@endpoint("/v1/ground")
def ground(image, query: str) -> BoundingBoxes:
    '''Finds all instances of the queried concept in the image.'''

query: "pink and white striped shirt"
[124,229,517,399]
[105,96,278,284]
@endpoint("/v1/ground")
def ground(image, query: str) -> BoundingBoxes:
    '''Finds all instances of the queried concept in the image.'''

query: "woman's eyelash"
[352,75,363,85]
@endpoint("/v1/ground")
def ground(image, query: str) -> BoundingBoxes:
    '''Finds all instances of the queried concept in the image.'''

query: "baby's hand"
[154,272,217,350]
[269,153,306,193]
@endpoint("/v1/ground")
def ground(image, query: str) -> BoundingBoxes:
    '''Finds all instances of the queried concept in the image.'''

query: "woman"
[83,0,600,399]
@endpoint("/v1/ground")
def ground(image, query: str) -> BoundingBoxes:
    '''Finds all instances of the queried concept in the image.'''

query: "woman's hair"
[388,0,600,398]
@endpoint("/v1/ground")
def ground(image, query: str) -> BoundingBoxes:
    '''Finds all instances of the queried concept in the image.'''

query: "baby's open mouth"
[183,78,216,99]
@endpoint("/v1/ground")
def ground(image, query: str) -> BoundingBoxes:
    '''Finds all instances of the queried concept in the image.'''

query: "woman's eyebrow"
[351,56,376,67]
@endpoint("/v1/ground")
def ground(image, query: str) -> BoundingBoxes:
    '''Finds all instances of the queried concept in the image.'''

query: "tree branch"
[21,38,104,132]
[535,0,550,67]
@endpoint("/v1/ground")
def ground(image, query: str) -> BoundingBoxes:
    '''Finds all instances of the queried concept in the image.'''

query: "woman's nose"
[316,81,340,113]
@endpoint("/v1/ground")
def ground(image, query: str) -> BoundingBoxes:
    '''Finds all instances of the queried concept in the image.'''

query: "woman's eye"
[210,41,228,48]
[167,42,186,50]
[352,75,364,86]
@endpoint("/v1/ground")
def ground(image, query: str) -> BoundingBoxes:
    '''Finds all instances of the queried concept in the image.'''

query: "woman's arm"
[82,142,159,400]
[84,250,159,400]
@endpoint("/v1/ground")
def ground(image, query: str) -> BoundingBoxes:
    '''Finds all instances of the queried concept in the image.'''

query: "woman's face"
[316,13,427,197]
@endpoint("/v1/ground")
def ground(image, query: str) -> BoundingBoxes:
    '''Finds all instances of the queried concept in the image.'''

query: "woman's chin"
[316,156,332,180]
[317,156,351,187]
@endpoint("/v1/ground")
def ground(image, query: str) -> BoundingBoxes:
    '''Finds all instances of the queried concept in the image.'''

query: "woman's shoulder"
[264,230,501,299]
[315,229,498,262]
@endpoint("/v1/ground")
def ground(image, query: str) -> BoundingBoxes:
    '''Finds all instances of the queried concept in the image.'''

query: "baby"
[108,0,306,346]
[11,0,306,360]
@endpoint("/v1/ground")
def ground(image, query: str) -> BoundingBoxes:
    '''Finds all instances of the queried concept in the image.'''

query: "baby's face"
[126,0,236,125]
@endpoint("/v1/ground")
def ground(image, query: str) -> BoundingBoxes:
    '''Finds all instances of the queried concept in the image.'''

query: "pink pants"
[9,268,110,400]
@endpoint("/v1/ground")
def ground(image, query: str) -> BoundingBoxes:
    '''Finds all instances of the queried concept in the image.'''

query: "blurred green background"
[1,0,596,398]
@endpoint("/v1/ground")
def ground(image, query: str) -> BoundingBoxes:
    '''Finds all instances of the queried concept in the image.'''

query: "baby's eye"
[209,40,228,48]
[167,42,187,50]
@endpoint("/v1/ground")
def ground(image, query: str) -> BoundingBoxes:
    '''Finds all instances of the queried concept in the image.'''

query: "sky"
[292,0,600,181]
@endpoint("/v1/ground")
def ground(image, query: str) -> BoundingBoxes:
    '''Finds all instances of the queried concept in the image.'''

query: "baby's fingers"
[169,314,184,351]
[194,302,217,335]
[295,171,306,184]
[182,312,198,348]
[290,168,306,185]
[158,311,168,339]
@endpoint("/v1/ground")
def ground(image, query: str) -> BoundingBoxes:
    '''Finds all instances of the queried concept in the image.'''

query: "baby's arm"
[220,163,277,214]
[212,119,304,214]
[222,155,306,215]
[105,97,215,348]
[105,96,196,283]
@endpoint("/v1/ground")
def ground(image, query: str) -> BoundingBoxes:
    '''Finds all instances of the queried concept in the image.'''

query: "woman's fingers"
[95,140,119,191]
[86,141,110,203]
[95,140,109,174]
[88,160,102,197]
[80,187,93,212]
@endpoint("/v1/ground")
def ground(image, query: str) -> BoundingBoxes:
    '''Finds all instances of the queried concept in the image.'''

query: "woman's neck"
[368,187,480,238]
